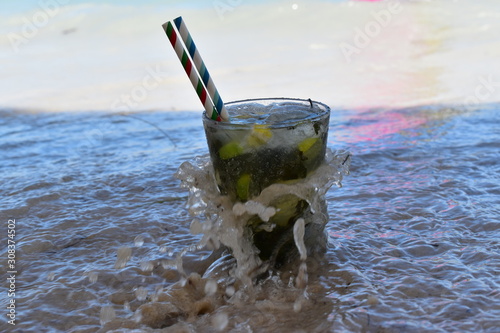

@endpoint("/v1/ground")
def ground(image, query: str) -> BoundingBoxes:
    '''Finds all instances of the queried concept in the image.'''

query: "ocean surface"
[1,0,500,332]
[1,102,499,332]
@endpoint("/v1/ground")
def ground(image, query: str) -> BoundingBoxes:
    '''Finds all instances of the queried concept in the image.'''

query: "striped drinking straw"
[173,16,229,121]
[163,21,218,121]
[162,20,228,122]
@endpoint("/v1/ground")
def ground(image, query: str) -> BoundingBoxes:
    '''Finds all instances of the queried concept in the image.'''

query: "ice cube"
[228,103,268,123]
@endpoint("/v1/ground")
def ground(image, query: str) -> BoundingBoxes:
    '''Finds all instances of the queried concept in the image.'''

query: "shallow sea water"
[1,104,499,332]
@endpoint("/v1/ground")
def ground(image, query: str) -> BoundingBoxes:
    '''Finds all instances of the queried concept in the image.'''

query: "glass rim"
[202,97,330,129]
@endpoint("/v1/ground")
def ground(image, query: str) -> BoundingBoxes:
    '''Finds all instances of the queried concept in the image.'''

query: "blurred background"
[1,0,499,112]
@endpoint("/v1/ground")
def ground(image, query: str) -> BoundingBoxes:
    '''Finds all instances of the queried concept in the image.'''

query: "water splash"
[134,235,145,247]
[211,312,229,331]
[99,306,116,326]
[87,271,99,284]
[98,149,350,331]
[175,149,351,283]
[135,286,149,301]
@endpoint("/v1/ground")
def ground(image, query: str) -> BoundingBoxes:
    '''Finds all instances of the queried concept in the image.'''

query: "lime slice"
[236,174,251,201]
[247,124,272,147]
[269,194,302,227]
[298,137,322,163]
[298,137,318,153]
[219,142,243,159]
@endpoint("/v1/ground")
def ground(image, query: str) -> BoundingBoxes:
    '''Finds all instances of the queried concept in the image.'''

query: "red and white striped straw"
[162,20,227,122]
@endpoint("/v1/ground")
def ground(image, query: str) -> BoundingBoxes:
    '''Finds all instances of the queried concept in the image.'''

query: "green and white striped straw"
[173,16,229,121]
[162,19,228,121]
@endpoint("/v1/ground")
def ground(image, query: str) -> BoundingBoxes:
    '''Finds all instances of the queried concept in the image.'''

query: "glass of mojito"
[202,98,330,265]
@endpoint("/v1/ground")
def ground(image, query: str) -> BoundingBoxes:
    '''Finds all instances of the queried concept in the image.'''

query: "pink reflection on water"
[329,230,356,240]
[438,199,458,213]
[333,109,427,145]
[375,231,401,238]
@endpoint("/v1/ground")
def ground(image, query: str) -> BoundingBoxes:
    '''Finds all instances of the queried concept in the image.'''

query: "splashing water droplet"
[211,312,229,331]
[140,261,154,272]
[88,271,98,284]
[135,286,148,301]
[232,203,246,216]
[133,311,142,323]
[232,201,277,222]
[293,218,307,261]
[244,201,265,216]
[114,246,132,269]
[205,279,218,296]
[295,262,308,290]
[99,306,116,326]
[161,259,176,269]
[155,286,164,294]
[225,285,235,297]
[293,299,302,313]
[261,207,277,222]
[134,235,145,247]
[159,245,172,254]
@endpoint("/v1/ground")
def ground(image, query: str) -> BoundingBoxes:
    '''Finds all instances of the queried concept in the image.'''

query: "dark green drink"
[202,98,330,264]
